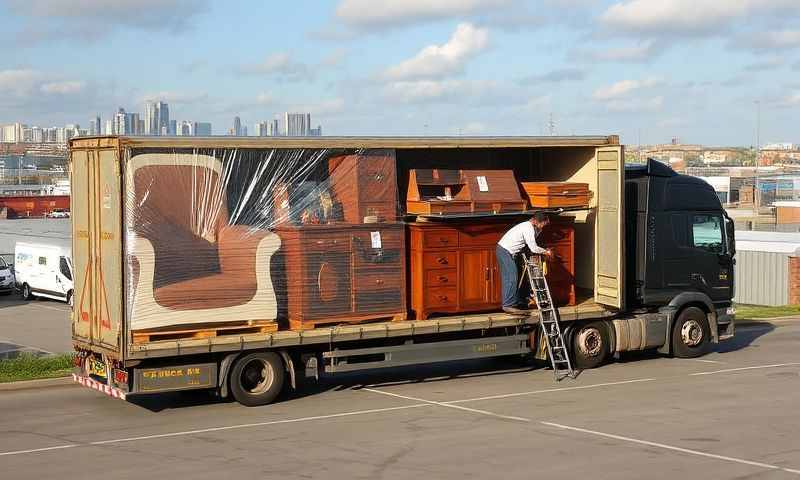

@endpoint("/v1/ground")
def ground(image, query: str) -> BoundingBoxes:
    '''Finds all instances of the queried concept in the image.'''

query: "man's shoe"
[502,306,529,316]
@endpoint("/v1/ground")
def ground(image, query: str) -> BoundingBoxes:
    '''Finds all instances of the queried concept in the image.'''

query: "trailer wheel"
[229,352,285,407]
[21,283,35,301]
[572,321,610,369]
[672,307,710,358]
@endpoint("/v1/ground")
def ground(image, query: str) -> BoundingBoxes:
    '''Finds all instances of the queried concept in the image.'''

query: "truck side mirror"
[725,216,736,256]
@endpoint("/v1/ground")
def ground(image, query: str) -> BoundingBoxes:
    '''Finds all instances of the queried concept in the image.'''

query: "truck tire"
[572,321,611,369]
[22,283,35,301]
[229,352,285,407]
[671,307,710,358]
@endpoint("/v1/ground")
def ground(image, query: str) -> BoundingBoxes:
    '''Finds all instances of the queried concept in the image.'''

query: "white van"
[14,242,74,305]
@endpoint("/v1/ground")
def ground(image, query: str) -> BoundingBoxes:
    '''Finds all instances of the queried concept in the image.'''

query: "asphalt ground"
[0,293,72,356]
[0,320,798,479]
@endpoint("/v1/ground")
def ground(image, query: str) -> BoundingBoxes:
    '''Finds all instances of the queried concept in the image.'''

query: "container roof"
[71,135,619,150]
[736,230,800,254]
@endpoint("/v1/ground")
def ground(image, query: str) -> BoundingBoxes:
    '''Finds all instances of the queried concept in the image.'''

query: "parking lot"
[0,319,798,479]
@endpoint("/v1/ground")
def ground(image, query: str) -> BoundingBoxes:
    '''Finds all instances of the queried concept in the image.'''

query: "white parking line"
[688,359,725,364]
[0,403,430,456]
[0,444,78,457]
[446,378,656,404]
[363,388,531,423]
[26,303,68,313]
[690,363,800,376]
[541,421,800,475]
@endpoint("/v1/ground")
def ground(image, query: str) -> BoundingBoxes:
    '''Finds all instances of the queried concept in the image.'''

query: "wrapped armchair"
[126,153,281,330]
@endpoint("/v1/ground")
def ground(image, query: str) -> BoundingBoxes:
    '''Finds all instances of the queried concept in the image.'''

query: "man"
[496,212,553,315]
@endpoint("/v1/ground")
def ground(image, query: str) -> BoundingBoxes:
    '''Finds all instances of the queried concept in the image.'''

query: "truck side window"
[60,257,72,281]
[691,215,723,253]
[38,256,47,266]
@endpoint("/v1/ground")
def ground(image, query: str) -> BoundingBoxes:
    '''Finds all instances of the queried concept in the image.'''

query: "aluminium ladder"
[520,253,577,381]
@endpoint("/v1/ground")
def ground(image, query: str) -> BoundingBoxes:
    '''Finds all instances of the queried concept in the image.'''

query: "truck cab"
[625,159,736,345]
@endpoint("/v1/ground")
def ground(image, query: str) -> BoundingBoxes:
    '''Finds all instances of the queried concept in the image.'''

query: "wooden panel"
[595,146,624,308]
[425,269,457,287]
[422,229,459,249]
[354,268,403,293]
[459,249,492,306]
[458,224,505,247]
[424,287,458,308]
[423,251,457,269]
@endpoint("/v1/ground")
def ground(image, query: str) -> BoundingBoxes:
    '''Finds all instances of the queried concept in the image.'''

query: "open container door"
[71,142,124,356]
[595,146,625,309]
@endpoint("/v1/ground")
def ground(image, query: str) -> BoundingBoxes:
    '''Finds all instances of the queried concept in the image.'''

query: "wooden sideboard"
[276,224,406,330]
[409,219,576,320]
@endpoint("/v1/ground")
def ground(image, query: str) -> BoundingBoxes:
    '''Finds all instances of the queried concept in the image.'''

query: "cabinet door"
[459,249,492,307]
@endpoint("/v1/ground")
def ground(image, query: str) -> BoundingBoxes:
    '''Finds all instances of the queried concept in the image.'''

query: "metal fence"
[733,250,789,306]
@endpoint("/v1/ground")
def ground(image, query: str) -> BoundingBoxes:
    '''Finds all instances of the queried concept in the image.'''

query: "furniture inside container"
[397,146,598,305]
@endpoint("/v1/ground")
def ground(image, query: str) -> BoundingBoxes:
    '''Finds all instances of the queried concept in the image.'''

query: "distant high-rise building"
[233,116,242,136]
[242,125,247,137]
[176,121,193,136]
[90,115,101,136]
[30,126,43,143]
[104,120,114,135]
[309,125,322,136]
[168,119,177,136]
[285,112,311,136]
[114,108,127,135]
[254,122,266,137]
[267,119,279,136]
[128,112,141,135]
[138,119,145,135]
[193,122,212,136]
[145,102,157,135]
[157,102,169,135]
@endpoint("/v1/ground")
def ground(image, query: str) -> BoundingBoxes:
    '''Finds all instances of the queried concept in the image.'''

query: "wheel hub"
[240,358,274,395]
[577,328,603,357]
[681,319,704,347]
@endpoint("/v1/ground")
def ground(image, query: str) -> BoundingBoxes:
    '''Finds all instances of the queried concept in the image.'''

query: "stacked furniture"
[406,169,526,215]
[521,182,592,209]
[539,219,577,306]
[276,150,406,330]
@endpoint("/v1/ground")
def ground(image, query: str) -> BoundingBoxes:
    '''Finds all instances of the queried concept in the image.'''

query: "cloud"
[321,48,348,67]
[783,92,800,106]
[384,23,489,80]
[605,96,665,112]
[592,77,661,100]
[744,56,785,72]
[734,30,800,51]
[255,93,275,105]
[521,68,586,84]
[285,98,346,116]
[237,53,314,81]
[40,81,85,94]
[477,11,544,32]
[382,79,510,105]
[600,0,797,35]
[584,40,664,62]
[336,0,512,29]
[453,122,488,135]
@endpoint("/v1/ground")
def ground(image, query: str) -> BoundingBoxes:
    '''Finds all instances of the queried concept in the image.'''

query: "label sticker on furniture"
[477,176,489,192]
[371,231,382,249]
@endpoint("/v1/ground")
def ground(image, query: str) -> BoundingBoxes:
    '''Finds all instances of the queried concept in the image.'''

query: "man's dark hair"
[531,212,551,224]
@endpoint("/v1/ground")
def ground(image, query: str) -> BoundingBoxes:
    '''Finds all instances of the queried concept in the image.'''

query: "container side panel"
[95,149,123,351]
[71,149,93,342]
[595,147,624,308]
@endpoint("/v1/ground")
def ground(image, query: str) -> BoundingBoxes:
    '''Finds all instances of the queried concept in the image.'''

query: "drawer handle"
[375,279,384,285]
[437,257,449,264]
[437,275,448,283]
[438,237,449,244]
[437,295,449,301]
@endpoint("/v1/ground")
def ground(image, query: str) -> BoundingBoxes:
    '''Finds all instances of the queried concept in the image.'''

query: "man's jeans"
[496,245,519,308]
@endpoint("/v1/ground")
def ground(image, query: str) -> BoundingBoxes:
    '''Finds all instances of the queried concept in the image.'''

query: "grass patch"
[734,304,800,320]
[0,353,74,383]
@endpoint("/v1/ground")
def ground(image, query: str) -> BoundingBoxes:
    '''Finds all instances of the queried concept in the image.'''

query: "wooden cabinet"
[539,221,576,306]
[409,221,511,320]
[328,151,397,224]
[276,224,406,330]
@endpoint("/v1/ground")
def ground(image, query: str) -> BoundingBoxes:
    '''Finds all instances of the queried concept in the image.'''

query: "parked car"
[14,242,74,305]
[48,209,70,218]
[0,257,15,295]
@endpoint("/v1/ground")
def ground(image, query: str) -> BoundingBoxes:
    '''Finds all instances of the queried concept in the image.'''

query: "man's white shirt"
[497,221,547,255]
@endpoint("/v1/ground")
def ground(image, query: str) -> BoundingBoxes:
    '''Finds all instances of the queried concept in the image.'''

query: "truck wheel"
[229,352,285,407]
[21,283,35,301]
[672,307,710,358]
[572,321,611,369]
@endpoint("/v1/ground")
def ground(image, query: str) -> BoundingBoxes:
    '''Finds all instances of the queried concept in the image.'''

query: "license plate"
[88,358,107,378]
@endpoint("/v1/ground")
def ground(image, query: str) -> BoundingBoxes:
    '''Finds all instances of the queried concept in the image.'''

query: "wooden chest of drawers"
[276,224,406,330]
[328,151,398,224]
[409,221,513,320]
[539,221,576,306]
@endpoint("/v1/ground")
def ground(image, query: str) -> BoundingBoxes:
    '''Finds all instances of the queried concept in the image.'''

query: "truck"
[69,135,736,406]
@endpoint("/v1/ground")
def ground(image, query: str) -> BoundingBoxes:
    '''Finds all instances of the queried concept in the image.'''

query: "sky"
[0,0,798,146]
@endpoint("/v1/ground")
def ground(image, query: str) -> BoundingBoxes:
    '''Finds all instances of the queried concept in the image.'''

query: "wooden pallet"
[132,321,278,344]
[289,312,407,331]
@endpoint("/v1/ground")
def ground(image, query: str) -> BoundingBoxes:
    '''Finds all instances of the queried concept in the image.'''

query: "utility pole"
[753,100,761,218]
